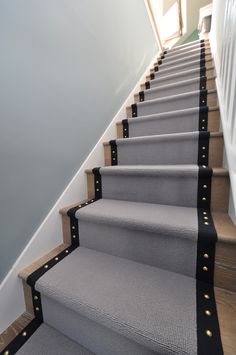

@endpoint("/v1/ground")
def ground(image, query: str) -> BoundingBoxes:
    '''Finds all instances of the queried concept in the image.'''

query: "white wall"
[0,0,159,333]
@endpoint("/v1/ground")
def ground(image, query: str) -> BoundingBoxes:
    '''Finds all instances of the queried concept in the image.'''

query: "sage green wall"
[0,0,158,281]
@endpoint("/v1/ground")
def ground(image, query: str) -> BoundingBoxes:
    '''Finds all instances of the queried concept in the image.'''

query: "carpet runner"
[2,38,225,355]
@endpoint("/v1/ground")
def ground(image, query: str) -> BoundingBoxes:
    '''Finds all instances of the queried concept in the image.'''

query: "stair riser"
[128,92,217,117]
[159,46,211,63]
[79,219,197,277]
[142,68,214,91]
[150,59,213,77]
[154,53,212,71]
[124,108,219,134]
[104,135,223,167]
[41,295,156,355]
[136,78,215,103]
[86,171,229,211]
[146,66,215,81]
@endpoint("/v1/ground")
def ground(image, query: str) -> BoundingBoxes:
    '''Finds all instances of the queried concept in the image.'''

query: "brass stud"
[202,126,205,129]
[35,307,40,311]
[202,100,205,103]
[85,202,88,205]
[206,330,213,337]
[113,158,115,161]
[204,294,210,299]
[202,155,206,158]
[44,265,48,269]
[205,310,211,316]
[204,216,208,220]
[4,351,9,355]
[96,181,99,184]
[203,211,207,215]
[72,226,75,230]
[112,151,115,153]
[22,331,27,337]
[202,119,205,122]
[96,188,100,192]
[72,235,76,239]
[202,146,206,150]
[203,266,208,271]
[55,257,59,260]
[204,222,209,225]
[34,295,38,300]
[203,253,209,259]
[203,184,207,188]
[124,128,127,131]
[124,135,127,138]
[79,205,82,208]
[65,250,69,253]
[202,165,206,168]
[202,197,206,201]
[91,199,94,202]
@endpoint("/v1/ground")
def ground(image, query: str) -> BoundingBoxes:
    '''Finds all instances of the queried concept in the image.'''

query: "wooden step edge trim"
[215,287,236,355]
[19,244,70,281]
[214,212,236,292]
[0,312,34,353]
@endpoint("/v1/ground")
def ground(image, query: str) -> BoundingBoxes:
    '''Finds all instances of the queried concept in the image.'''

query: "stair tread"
[123,106,218,124]
[136,89,215,106]
[16,323,94,355]
[142,76,214,94]
[36,246,199,354]
[76,199,198,241]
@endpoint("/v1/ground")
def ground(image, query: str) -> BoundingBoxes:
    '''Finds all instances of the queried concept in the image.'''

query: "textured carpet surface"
[136,90,201,116]
[36,247,197,355]
[149,68,203,88]
[153,60,204,79]
[162,47,207,62]
[116,132,199,165]
[128,107,201,137]
[16,323,94,355]
[100,165,199,207]
[77,199,198,275]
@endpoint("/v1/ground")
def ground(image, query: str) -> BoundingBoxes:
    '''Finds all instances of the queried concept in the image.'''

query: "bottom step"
[16,323,93,355]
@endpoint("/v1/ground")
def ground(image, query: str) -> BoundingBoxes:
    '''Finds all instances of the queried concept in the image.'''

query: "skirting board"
[0,50,159,334]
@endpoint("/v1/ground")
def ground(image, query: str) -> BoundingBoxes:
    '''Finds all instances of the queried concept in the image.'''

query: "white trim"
[0,51,159,334]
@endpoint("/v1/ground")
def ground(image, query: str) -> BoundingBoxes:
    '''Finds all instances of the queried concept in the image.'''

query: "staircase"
[1,38,236,355]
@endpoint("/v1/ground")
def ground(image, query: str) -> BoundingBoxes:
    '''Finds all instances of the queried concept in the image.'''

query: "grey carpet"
[36,247,197,355]
[115,132,200,165]
[100,165,199,207]
[153,59,207,79]
[149,67,207,89]
[136,90,204,116]
[159,52,204,70]
[18,39,221,355]
[162,46,208,63]
[77,199,198,276]
[128,107,202,137]
[16,323,94,355]
[143,77,202,101]
[165,40,206,55]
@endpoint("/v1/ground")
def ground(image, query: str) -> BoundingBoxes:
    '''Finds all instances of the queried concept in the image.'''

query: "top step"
[163,39,209,55]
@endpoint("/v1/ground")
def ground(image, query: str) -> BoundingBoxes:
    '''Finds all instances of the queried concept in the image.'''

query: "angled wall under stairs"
[1,38,236,355]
